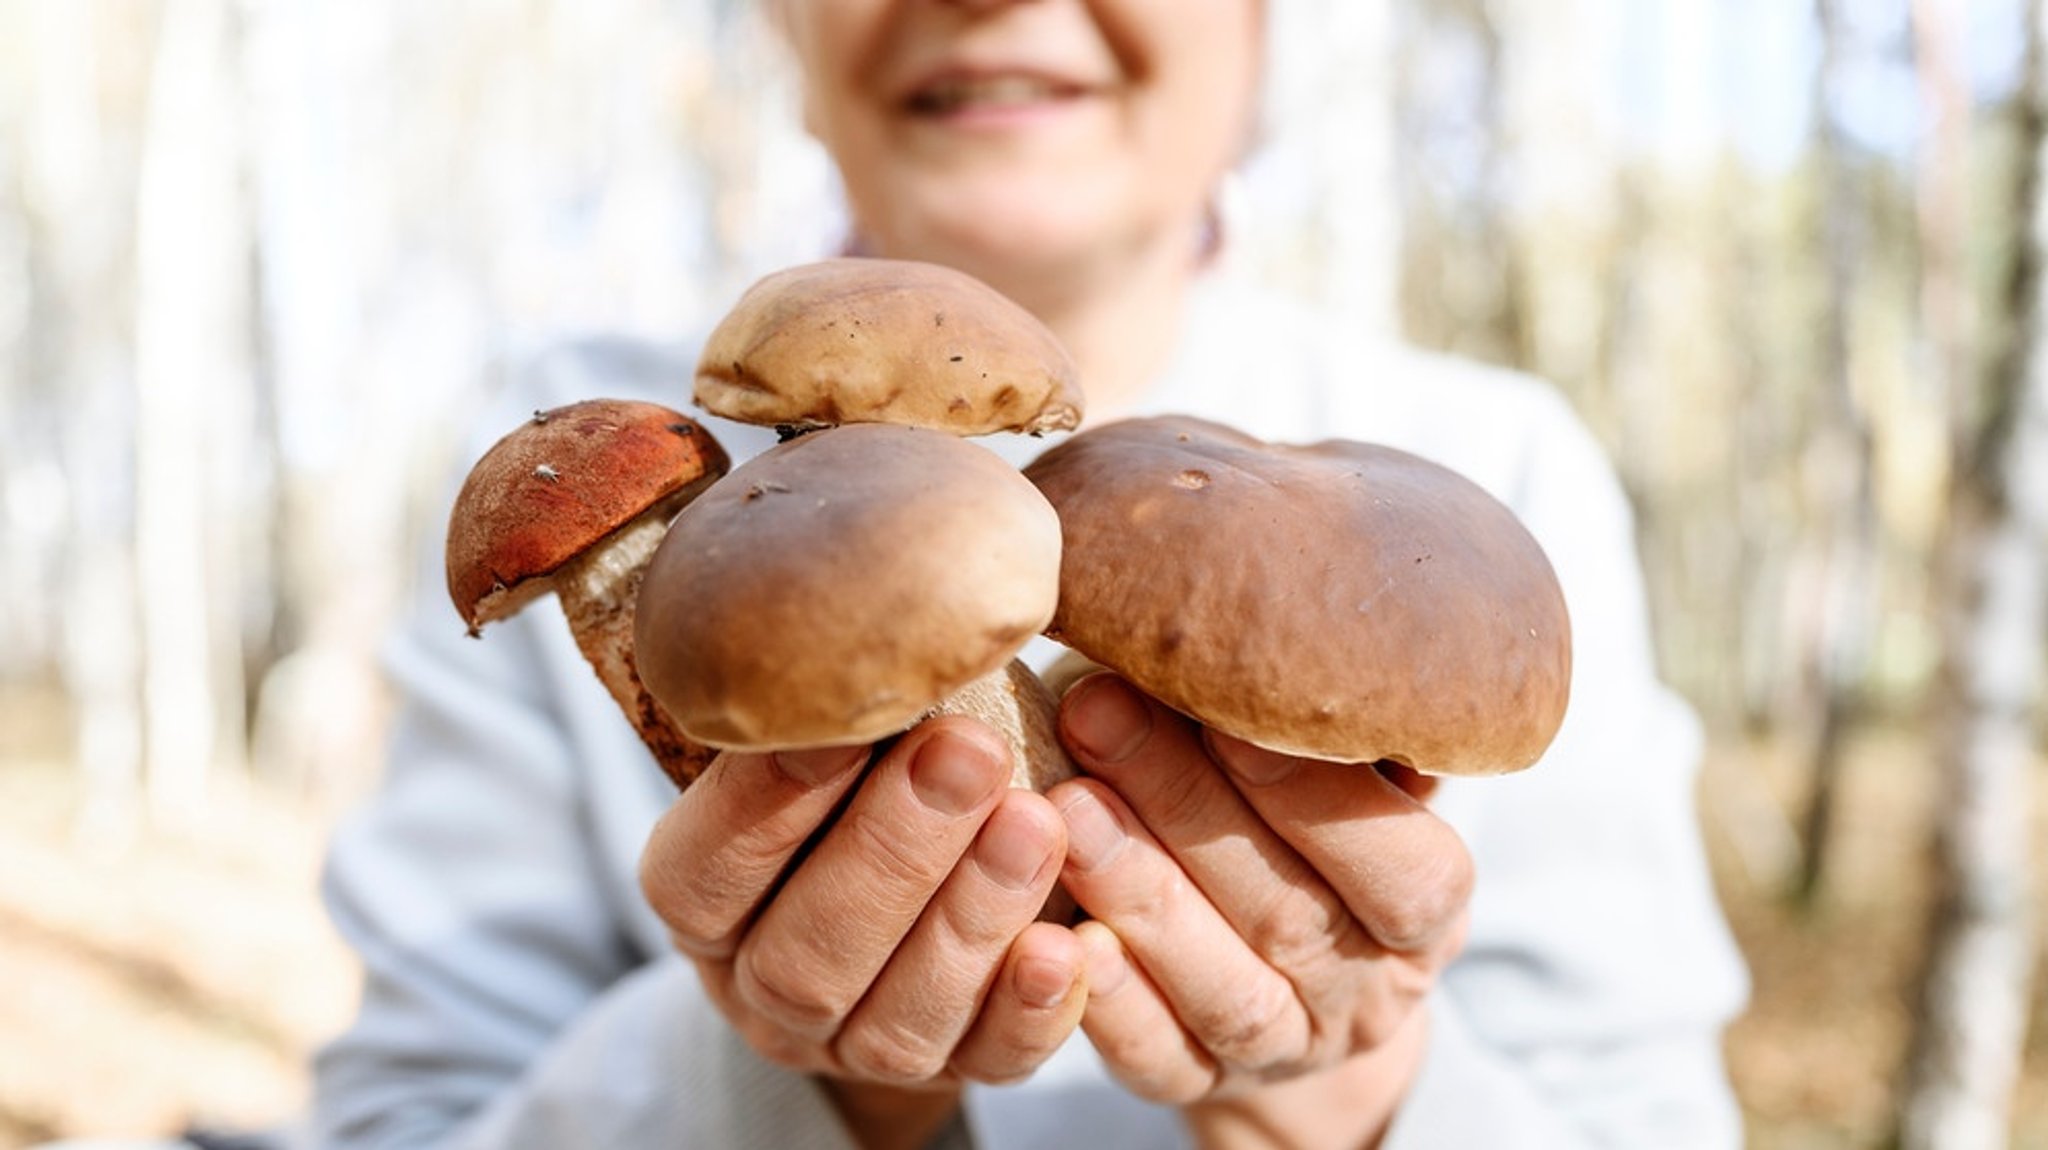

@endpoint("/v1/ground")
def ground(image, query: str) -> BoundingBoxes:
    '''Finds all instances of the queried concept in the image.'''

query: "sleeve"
[310,344,860,1149]
[1383,390,1750,1149]
[312,584,870,1149]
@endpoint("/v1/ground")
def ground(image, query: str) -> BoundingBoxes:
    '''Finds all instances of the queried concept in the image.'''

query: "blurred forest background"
[0,0,2044,1146]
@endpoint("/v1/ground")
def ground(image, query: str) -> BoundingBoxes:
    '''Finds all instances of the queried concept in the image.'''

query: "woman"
[315,2,1748,1147]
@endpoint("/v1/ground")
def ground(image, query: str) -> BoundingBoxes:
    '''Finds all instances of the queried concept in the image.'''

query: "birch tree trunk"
[1912,0,1975,405]
[1794,0,1881,905]
[1895,1,2048,1142]
[133,0,254,820]
[1467,0,1529,368]
[22,0,151,848]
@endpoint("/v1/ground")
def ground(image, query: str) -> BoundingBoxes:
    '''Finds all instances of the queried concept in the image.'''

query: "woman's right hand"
[638,716,1088,1149]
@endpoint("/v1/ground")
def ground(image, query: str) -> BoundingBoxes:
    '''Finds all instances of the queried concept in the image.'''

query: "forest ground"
[0,682,2042,1149]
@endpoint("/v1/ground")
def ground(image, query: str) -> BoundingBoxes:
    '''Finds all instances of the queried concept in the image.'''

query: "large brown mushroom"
[635,424,1070,790]
[1024,415,1572,778]
[447,398,730,788]
[694,257,1084,438]
[627,257,1085,788]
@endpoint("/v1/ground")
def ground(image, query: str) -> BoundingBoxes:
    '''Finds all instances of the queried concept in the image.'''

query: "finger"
[1061,674,1364,981]
[735,718,1011,1041]
[834,793,1068,1082]
[1072,921,1218,1104]
[948,921,1089,1084]
[692,955,835,1075]
[1052,778,1310,1074]
[1204,729,1473,955]
[640,742,871,959]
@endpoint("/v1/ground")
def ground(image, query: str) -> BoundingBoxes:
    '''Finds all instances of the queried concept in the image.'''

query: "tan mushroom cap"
[1024,415,1572,777]
[635,423,1063,750]
[694,258,1084,436]
[446,399,730,632]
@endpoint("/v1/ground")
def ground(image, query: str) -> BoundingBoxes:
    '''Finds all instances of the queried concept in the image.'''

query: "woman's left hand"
[1048,673,1474,1145]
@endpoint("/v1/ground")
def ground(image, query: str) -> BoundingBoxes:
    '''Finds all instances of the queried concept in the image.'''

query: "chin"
[866,180,1127,292]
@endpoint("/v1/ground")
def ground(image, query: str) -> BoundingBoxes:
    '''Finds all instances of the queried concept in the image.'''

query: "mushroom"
[1023,415,1572,778]
[694,257,1083,438]
[634,423,1070,790]
[446,398,730,788]
[625,257,1084,789]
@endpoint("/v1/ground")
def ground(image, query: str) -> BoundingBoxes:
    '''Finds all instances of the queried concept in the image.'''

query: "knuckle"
[639,813,809,954]
[1124,1062,1216,1106]
[1128,767,1226,831]
[1347,980,1416,1050]
[1243,889,1346,973]
[708,974,834,1075]
[1086,1021,1221,1103]
[640,885,706,946]
[951,1033,1058,1086]
[736,947,852,1036]
[1351,1003,1404,1051]
[639,855,746,956]
[1375,844,1474,951]
[746,1021,825,1074]
[1193,978,1302,1072]
[836,1023,949,1084]
[842,805,953,894]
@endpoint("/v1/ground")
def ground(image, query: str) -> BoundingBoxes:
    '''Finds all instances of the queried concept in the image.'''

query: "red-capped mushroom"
[447,398,730,788]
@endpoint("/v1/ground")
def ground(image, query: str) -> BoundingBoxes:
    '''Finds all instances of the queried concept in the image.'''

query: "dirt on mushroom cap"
[694,258,1084,437]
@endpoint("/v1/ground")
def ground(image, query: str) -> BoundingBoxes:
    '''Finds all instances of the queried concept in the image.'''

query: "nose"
[936,0,1037,9]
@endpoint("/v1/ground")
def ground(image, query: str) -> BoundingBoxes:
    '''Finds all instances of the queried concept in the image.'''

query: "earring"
[1197,171,1247,267]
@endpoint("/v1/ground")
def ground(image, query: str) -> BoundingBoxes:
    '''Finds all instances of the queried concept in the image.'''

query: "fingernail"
[911,728,1004,816]
[1014,955,1074,1009]
[1080,928,1130,998]
[1208,730,1300,786]
[975,804,1052,892]
[772,743,869,787]
[1057,788,1127,873]
[1064,676,1151,764]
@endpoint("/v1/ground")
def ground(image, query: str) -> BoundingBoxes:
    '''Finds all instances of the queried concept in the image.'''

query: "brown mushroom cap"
[636,423,1062,750]
[694,258,1084,436]
[446,399,730,631]
[1024,415,1571,777]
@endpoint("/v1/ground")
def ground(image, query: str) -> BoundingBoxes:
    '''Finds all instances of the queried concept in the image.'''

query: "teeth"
[914,76,1062,113]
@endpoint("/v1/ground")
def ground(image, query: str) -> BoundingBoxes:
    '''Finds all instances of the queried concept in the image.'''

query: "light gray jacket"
[315,279,1749,1149]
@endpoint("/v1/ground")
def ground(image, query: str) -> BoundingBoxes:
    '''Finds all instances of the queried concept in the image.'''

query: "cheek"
[783,1,894,141]
[1152,57,1259,190]
[1122,3,1263,177]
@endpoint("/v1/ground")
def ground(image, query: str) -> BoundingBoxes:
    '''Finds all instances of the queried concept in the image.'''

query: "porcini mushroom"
[694,257,1084,438]
[446,398,730,788]
[634,423,1069,788]
[1024,415,1572,777]
[626,257,1084,788]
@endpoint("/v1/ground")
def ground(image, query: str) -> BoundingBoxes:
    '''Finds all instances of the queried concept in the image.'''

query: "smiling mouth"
[905,75,1086,116]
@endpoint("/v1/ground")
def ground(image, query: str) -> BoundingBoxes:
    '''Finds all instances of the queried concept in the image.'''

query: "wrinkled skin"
[641,673,1472,1150]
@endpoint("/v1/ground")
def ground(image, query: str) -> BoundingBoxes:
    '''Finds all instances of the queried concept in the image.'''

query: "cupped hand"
[638,716,1088,1143]
[1050,673,1473,1138]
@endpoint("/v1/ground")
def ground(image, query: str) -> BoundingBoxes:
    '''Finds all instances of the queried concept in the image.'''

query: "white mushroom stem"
[554,512,716,789]
[934,658,1078,923]
[930,658,1076,794]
